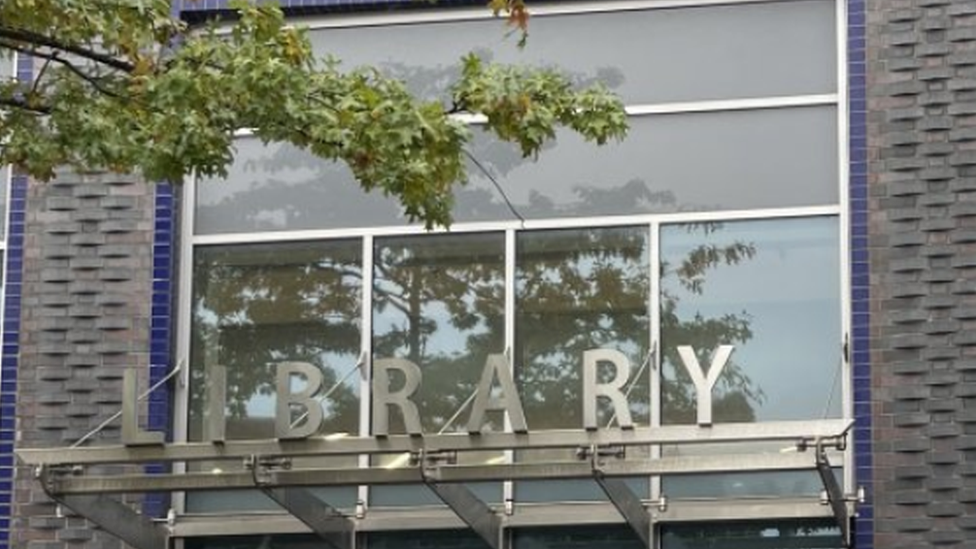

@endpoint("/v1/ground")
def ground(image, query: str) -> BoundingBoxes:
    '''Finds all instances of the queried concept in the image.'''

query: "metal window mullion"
[449,94,839,124]
[190,205,844,248]
[294,0,832,30]
[649,221,662,504]
[359,235,375,514]
[834,0,855,497]
[172,172,198,516]
[626,94,838,117]
[503,229,516,512]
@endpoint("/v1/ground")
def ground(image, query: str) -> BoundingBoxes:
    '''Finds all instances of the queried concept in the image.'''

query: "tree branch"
[0,25,135,73]
[0,96,52,114]
[0,38,128,100]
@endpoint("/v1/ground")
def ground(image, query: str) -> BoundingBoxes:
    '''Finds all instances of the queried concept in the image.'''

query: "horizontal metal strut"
[45,451,838,495]
[17,419,853,466]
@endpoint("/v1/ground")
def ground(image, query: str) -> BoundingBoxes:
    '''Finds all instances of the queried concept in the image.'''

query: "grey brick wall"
[868,0,976,546]
[13,173,156,549]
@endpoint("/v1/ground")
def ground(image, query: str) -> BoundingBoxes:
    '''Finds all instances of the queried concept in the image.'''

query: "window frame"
[171,0,851,536]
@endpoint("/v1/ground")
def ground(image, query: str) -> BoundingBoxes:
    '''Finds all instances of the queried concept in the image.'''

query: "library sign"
[123,345,735,445]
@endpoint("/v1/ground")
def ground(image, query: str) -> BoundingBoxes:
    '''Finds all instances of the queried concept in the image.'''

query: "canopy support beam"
[421,451,502,549]
[252,457,355,549]
[39,466,168,549]
[813,440,851,548]
[588,446,653,549]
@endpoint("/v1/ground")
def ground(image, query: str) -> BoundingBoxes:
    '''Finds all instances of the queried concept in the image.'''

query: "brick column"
[13,173,156,549]
[868,0,976,546]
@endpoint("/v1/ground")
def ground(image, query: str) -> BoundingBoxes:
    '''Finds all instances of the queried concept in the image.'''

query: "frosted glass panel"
[197,106,837,233]
[310,0,836,104]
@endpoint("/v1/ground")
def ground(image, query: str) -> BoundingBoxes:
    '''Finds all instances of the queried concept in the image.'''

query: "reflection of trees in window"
[189,242,362,440]
[515,224,760,430]
[661,223,762,425]
[373,233,506,434]
[516,227,651,430]
[187,222,763,439]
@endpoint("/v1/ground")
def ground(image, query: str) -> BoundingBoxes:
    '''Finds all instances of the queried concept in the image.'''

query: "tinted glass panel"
[660,217,842,425]
[194,138,405,234]
[661,520,842,549]
[371,233,505,505]
[187,241,362,511]
[367,530,490,549]
[513,526,643,549]
[310,0,836,104]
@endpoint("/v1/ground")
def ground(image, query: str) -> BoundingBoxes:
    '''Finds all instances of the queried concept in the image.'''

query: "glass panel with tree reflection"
[659,217,841,498]
[515,227,650,501]
[371,233,505,505]
[187,241,362,510]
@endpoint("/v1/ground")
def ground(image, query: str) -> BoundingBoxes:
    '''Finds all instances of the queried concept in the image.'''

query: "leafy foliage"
[0,0,627,227]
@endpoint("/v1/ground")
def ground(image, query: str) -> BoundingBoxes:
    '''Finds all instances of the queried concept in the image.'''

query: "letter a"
[467,354,528,434]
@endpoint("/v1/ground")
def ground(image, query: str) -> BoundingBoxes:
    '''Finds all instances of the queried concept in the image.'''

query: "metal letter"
[203,365,226,443]
[582,349,634,430]
[372,358,423,436]
[276,362,324,440]
[467,353,528,434]
[676,345,734,426]
[122,369,164,446]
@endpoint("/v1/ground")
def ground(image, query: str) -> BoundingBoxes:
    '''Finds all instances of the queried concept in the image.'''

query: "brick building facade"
[1,0,974,547]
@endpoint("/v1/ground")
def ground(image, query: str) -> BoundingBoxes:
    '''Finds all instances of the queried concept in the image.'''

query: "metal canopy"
[23,419,857,549]
[17,419,854,466]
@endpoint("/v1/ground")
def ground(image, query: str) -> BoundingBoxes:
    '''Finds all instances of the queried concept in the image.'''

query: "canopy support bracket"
[810,439,851,548]
[587,445,653,549]
[38,465,168,549]
[421,451,502,549]
[251,456,355,549]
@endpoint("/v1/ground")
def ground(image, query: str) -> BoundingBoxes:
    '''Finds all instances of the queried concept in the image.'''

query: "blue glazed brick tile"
[153,280,172,293]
